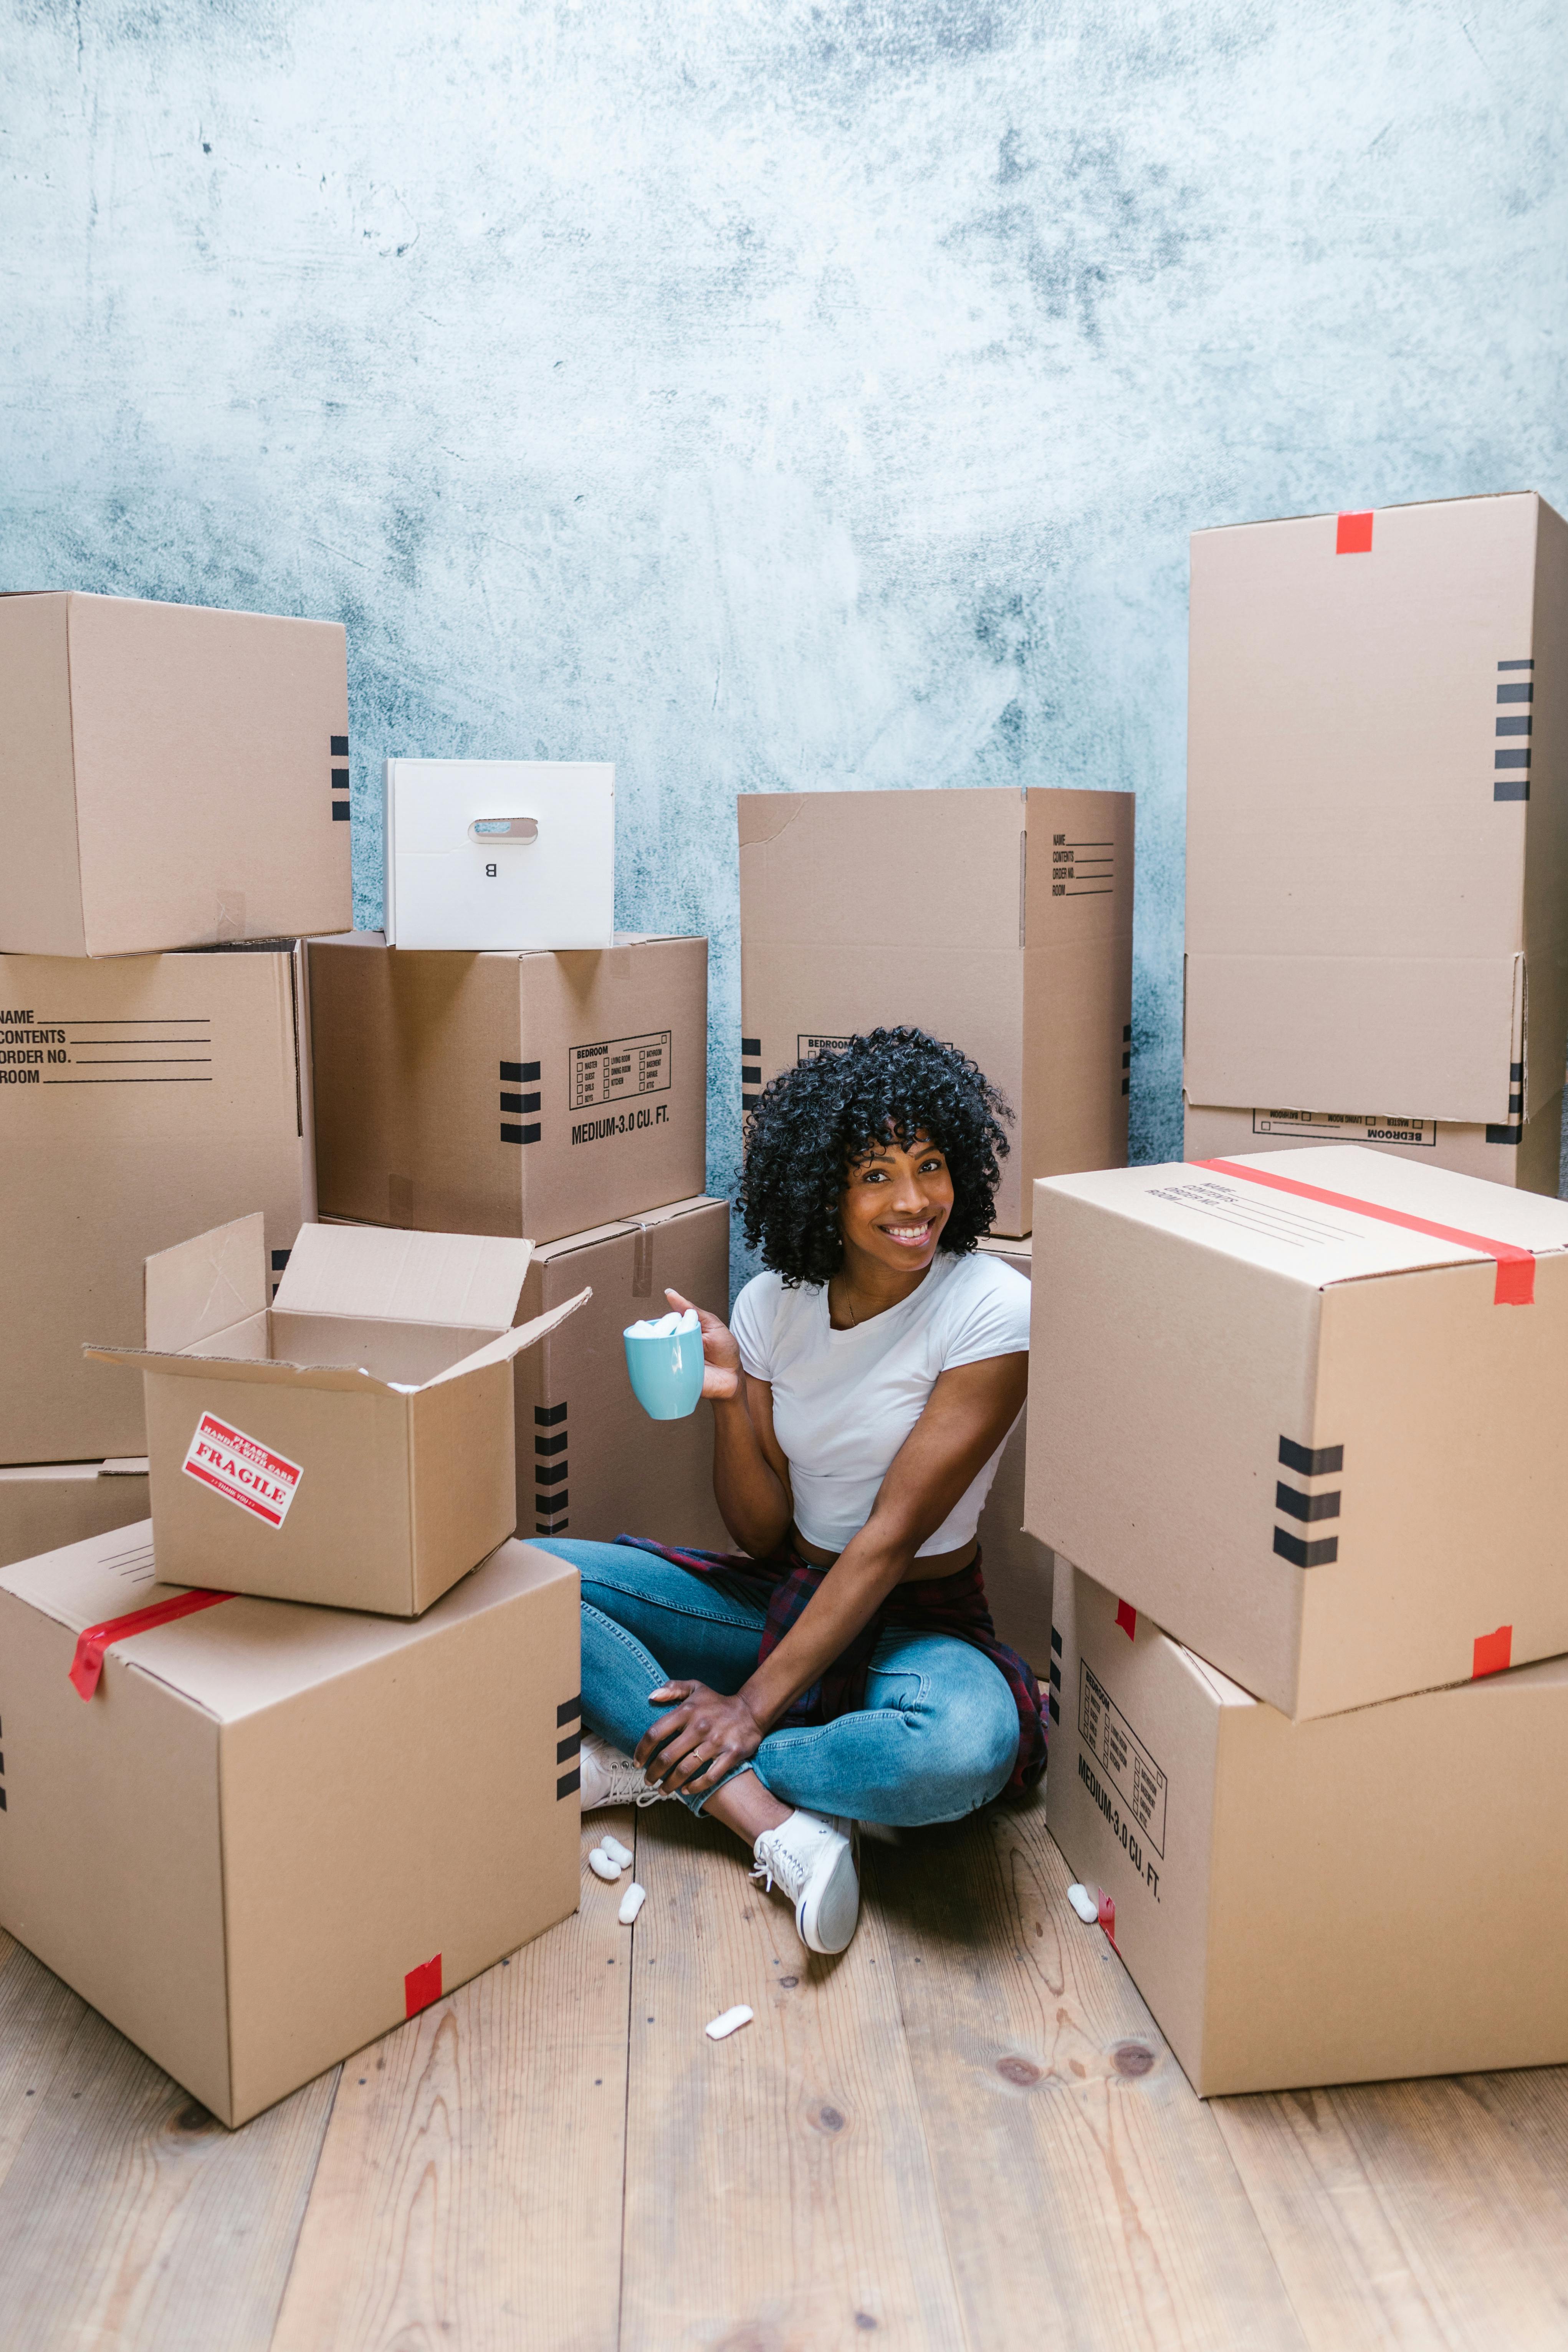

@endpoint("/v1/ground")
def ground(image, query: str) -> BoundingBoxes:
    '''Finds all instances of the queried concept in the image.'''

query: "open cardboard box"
[87,1215,589,1616]
[1047,1559,1568,2095]
[0,1520,581,2127]
[1025,1145,1568,1717]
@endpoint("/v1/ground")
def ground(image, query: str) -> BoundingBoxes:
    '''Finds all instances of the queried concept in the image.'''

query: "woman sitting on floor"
[537,1027,1042,1957]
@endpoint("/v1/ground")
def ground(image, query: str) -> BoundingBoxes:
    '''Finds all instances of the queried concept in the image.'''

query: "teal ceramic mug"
[623,1309,706,1420]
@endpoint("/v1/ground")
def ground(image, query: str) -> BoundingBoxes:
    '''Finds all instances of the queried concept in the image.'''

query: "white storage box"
[384,759,615,950]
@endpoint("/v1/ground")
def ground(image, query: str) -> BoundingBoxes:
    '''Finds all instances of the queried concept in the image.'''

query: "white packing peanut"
[599,1832,634,1868]
[618,1881,647,1925]
[1066,1883,1099,1924]
[705,2005,754,2042]
[588,1849,623,1883]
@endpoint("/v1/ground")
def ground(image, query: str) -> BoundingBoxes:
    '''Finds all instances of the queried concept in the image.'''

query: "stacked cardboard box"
[1184,494,1568,1192]
[307,926,724,1550]
[1025,1146,1568,2093]
[0,612,589,2126]
[739,786,1135,1237]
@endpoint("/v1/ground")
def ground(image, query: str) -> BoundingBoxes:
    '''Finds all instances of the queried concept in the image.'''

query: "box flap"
[423,1285,592,1385]
[530,1194,721,1263]
[273,1222,533,1329]
[145,1214,268,1352]
[1042,1145,1568,1288]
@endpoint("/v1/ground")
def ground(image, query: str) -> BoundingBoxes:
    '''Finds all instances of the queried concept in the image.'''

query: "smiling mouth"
[878,1218,938,1248]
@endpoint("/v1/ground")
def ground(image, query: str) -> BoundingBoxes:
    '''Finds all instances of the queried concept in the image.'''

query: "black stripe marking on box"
[1279,1436,1343,1478]
[536,1516,569,1535]
[742,1036,761,1057]
[1048,1659,1061,1691]
[557,1694,582,1725]
[1496,749,1531,769]
[536,1490,568,1514]
[557,1731,582,1764]
[741,1065,761,1085]
[332,802,351,820]
[501,1122,541,1145]
[331,734,349,755]
[556,1768,581,1800]
[331,768,350,789]
[536,1402,568,1427]
[1275,1481,1341,1524]
[1047,1692,1060,1724]
[271,1249,291,1270]
[1488,1123,1523,1144]
[1050,1625,1062,1656]
[1499,660,1534,671]
[1497,717,1532,736]
[1123,1024,1132,1042]
[500,1092,541,1115]
[1274,1527,1339,1568]
[1495,779,1530,801]
[535,1431,568,1457]
[1512,1062,1525,1081]
[536,1462,568,1487]
[500,1060,542,1083]
[1498,682,1534,703]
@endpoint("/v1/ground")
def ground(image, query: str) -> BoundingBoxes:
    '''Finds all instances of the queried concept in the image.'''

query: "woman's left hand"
[635,1680,764,1797]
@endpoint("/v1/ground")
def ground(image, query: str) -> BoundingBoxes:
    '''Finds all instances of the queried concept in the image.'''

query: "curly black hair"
[737,1027,1012,1287]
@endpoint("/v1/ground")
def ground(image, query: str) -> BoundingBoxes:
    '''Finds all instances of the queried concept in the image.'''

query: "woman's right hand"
[664,1287,741,1401]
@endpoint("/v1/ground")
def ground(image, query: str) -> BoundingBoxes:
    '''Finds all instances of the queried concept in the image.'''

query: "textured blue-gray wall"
[5,0,1566,1206]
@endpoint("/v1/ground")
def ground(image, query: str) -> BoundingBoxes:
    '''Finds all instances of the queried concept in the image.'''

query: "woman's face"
[838,1130,954,1276]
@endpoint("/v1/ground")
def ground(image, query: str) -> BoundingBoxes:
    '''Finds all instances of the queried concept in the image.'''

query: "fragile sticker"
[182,1411,302,1529]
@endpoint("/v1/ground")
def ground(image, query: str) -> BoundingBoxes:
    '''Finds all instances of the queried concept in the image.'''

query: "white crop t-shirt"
[729,1249,1032,1558]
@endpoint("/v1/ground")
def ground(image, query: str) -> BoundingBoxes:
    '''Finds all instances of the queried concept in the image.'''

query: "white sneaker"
[751,1810,860,1955]
[579,1732,676,1812]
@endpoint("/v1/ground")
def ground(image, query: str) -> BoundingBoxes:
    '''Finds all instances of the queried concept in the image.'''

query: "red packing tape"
[1115,1599,1138,1641]
[69,1588,235,1700]
[1473,1625,1513,1679]
[1336,510,1374,554]
[405,1953,443,2016]
[1194,1159,1537,1305]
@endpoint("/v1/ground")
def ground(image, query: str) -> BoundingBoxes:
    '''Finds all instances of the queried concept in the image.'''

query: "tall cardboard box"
[739,788,1135,1236]
[513,1196,731,1551]
[1185,493,1568,1127]
[973,1236,1052,1671]
[1183,1092,1564,1197]
[0,1521,581,2127]
[0,943,316,1465]
[309,933,708,1246]
[89,1216,589,1617]
[0,1461,149,1571]
[1048,1560,1568,2095]
[1024,1146,1568,1718]
[0,593,352,958]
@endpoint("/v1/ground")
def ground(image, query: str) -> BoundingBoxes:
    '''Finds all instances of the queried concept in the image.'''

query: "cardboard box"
[0,1461,149,1571]
[1024,1145,1568,1718]
[385,759,615,950]
[514,1195,733,1551]
[739,788,1134,1236]
[308,933,708,1246]
[1185,493,1568,1125]
[0,1520,581,2127]
[0,943,317,1466]
[0,593,351,958]
[973,1237,1052,1671]
[1183,1092,1563,1197]
[88,1215,589,1617]
[1047,1559,1568,2095]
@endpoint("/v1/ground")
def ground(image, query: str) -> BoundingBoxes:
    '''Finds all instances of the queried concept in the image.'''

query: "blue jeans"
[536,1538,1020,1828]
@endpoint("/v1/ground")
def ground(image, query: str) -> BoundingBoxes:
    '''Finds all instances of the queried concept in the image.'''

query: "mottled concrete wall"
[5,0,1566,1218]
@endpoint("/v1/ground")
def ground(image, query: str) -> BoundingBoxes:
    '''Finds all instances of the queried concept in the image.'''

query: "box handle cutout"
[468,818,539,844]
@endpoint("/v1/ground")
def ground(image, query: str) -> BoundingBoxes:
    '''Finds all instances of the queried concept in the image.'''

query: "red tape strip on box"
[69,1588,235,1701]
[1336,510,1374,553]
[1097,1889,1117,1947]
[1473,1625,1513,1679]
[1115,1599,1138,1641]
[1194,1159,1537,1305]
[405,1953,443,2016]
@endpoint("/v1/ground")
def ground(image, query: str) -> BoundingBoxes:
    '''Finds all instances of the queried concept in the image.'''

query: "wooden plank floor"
[5,1800,1568,2350]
